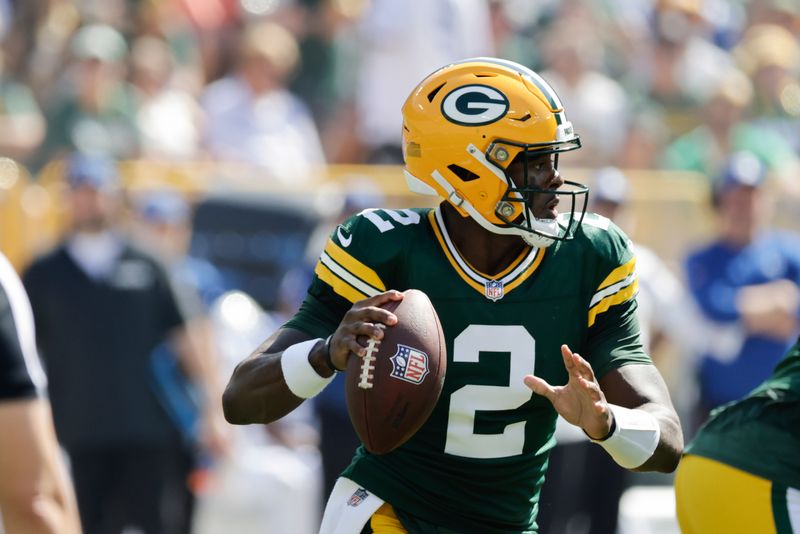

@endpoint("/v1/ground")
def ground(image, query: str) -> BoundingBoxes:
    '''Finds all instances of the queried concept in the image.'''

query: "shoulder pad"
[316,208,429,303]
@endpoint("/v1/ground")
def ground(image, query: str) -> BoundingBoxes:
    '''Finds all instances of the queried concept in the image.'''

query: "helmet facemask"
[487,138,588,248]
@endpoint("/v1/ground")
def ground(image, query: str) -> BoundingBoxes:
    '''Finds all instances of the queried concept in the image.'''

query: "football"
[345,289,447,455]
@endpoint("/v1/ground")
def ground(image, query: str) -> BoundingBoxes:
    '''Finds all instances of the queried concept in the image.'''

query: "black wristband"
[323,335,343,373]
[585,413,617,442]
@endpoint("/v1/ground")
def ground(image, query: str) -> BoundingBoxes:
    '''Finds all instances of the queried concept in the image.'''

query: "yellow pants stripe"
[676,454,779,534]
[368,503,408,533]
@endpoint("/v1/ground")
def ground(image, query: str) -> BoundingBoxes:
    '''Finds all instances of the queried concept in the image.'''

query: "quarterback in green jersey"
[676,337,800,533]
[222,58,683,533]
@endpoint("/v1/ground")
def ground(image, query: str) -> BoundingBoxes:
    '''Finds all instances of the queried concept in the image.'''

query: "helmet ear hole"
[447,164,480,182]
[427,82,446,102]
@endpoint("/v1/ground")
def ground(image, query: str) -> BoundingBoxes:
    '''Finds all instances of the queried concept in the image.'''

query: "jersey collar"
[428,206,545,300]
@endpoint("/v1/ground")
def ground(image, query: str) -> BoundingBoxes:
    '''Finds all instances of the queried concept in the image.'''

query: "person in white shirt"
[201,22,325,184]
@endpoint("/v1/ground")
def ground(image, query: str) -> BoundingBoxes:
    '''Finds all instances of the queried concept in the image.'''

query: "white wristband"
[280,339,335,399]
[590,404,661,469]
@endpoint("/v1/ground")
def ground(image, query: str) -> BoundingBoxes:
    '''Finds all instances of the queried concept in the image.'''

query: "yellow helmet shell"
[402,58,580,225]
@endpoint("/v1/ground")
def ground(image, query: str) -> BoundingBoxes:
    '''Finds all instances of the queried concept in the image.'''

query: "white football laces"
[357,338,380,389]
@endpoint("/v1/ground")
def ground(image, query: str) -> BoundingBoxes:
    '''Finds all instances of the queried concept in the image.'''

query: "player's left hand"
[523,344,613,440]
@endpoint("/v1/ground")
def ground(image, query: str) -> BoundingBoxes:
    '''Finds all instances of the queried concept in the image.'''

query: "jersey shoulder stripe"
[588,277,639,327]
[314,262,372,303]
[579,225,639,327]
[597,256,636,292]
[589,256,638,326]
[315,240,385,303]
[312,208,427,303]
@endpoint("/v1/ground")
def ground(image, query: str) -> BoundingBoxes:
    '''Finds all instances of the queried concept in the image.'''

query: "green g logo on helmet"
[441,85,509,126]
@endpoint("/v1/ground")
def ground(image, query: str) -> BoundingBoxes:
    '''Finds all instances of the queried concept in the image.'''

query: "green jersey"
[686,337,800,489]
[285,205,651,533]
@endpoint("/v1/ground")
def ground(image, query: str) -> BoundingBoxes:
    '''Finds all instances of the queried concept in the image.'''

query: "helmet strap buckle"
[448,190,464,206]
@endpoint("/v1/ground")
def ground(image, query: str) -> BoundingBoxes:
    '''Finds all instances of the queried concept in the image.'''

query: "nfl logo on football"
[390,345,430,384]
[485,280,504,301]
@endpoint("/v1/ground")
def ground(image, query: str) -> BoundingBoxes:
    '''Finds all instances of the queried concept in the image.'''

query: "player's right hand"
[524,344,614,440]
[328,290,404,371]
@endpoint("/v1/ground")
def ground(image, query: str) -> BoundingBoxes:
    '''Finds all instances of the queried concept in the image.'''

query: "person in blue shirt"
[684,151,800,432]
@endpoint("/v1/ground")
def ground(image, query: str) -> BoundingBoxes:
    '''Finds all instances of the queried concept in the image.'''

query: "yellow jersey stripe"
[428,211,485,293]
[597,257,636,291]
[588,279,639,327]
[315,262,368,303]
[324,239,386,292]
[503,248,546,292]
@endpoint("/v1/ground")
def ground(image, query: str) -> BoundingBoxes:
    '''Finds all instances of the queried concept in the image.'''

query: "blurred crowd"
[0,0,798,185]
[3,0,800,533]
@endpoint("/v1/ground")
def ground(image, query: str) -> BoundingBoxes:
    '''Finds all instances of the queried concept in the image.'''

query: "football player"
[0,250,82,534]
[675,336,800,533]
[223,58,683,533]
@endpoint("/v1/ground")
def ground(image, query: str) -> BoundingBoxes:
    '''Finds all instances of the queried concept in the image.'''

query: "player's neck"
[440,202,530,276]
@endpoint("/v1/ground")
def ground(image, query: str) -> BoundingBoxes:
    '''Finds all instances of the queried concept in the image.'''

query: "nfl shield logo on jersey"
[347,488,369,507]
[485,279,504,301]
[390,345,430,384]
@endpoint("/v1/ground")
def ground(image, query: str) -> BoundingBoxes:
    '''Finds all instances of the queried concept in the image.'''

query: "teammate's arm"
[222,291,402,425]
[525,345,682,473]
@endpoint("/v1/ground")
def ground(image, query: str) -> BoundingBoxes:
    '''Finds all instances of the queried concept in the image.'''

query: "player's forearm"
[597,365,684,473]
[631,403,683,473]
[222,351,303,424]
[222,333,333,424]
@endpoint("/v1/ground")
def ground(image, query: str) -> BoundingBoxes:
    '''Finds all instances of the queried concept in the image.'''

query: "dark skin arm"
[525,345,683,473]
[222,291,403,425]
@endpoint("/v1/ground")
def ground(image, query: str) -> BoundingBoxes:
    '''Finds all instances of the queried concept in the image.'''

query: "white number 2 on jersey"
[445,325,536,459]
[360,209,421,232]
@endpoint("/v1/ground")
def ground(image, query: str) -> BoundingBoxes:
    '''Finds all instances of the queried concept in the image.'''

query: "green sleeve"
[583,299,651,379]
[283,209,411,337]
[580,218,651,377]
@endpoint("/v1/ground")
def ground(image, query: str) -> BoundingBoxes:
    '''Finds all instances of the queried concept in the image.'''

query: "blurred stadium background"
[1,0,799,532]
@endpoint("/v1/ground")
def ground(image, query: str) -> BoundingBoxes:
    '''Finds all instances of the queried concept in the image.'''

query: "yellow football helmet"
[402,57,588,247]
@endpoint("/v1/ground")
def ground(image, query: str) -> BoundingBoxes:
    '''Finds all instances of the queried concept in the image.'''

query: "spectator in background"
[627,0,732,118]
[735,24,800,155]
[349,0,494,163]
[22,152,227,534]
[130,36,203,161]
[200,21,325,183]
[0,49,45,162]
[683,152,800,433]
[131,188,231,308]
[616,106,670,170]
[0,250,82,534]
[27,24,139,174]
[662,67,798,179]
[746,0,800,39]
[540,18,630,167]
[3,0,82,102]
